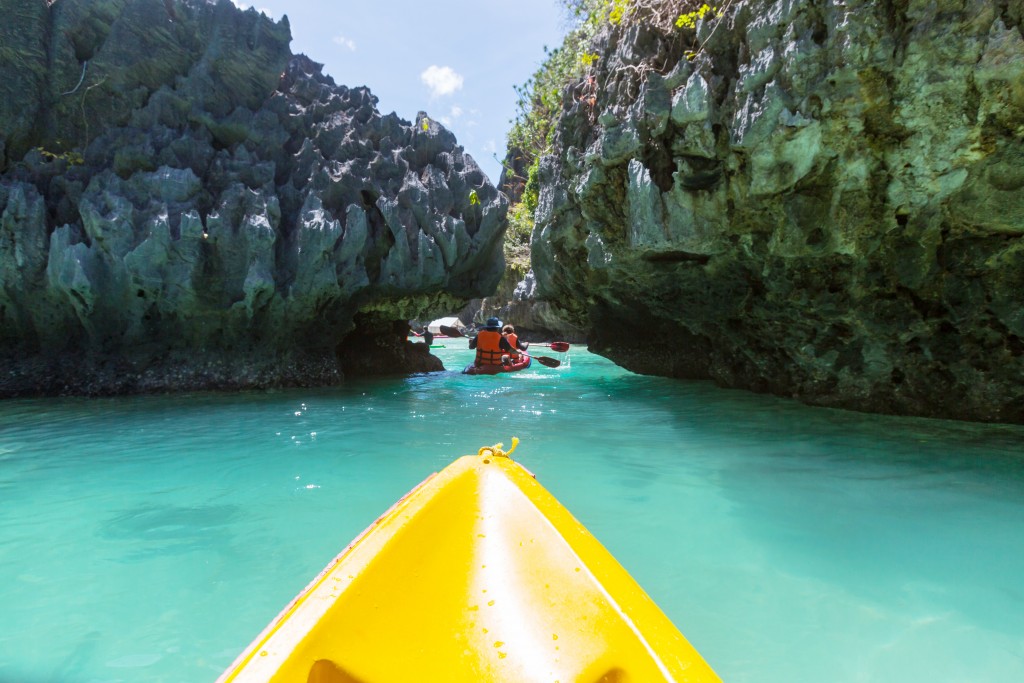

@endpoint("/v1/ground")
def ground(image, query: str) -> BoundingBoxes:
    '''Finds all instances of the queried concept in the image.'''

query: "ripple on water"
[0,349,1022,683]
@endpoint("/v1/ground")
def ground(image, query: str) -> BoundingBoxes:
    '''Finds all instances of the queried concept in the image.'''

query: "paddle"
[525,354,561,369]
[439,325,561,368]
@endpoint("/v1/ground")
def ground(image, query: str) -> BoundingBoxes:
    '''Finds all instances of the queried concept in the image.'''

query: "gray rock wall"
[462,267,587,342]
[533,0,1024,422]
[0,0,506,395]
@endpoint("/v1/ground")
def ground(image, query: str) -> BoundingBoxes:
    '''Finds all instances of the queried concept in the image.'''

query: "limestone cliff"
[0,0,506,395]
[532,0,1024,423]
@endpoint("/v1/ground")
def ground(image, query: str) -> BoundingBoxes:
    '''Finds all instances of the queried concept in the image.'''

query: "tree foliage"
[505,20,596,212]
[505,1,723,204]
[503,202,534,274]
[503,0,726,253]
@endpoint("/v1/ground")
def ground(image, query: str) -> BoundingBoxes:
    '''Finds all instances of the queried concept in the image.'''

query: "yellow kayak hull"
[219,447,720,682]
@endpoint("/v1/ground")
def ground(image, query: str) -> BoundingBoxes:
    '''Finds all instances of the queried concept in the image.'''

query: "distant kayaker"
[469,317,516,367]
[502,324,529,361]
[406,321,433,346]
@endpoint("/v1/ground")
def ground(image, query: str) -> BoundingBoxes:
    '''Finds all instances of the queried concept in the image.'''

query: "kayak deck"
[219,445,719,682]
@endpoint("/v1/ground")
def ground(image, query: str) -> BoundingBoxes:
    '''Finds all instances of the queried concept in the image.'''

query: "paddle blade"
[549,342,570,352]
[439,325,465,337]
[534,355,561,368]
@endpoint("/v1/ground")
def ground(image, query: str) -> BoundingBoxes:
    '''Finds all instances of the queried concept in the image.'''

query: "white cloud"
[333,35,357,51]
[420,65,464,98]
[440,105,467,127]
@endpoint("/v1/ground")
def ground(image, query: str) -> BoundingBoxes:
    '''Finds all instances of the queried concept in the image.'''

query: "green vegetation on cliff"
[504,202,534,277]
[505,14,594,212]
[503,0,723,219]
[526,0,1024,423]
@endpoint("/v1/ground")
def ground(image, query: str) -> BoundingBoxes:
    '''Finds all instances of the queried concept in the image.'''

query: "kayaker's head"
[502,325,515,335]
[485,317,502,330]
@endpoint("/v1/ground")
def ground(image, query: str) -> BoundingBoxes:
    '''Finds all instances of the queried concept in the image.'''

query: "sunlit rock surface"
[0,0,505,395]
[533,0,1024,423]
[478,268,587,342]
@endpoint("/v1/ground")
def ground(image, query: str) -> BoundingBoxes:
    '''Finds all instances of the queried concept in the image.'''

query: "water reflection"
[0,344,1022,683]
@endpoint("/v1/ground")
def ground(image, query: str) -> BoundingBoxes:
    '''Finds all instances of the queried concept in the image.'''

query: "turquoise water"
[1,342,1023,682]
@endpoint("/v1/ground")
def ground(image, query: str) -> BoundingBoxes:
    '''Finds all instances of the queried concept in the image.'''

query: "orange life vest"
[474,329,505,366]
[505,332,521,359]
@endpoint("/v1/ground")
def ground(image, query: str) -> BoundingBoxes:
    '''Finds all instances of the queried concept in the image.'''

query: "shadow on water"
[100,503,240,561]
[0,629,102,683]
[595,375,1024,637]
[592,372,1024,476]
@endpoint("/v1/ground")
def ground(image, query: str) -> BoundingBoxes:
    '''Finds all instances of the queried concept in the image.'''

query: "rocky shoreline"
[530,0,1024,424]
[3,0,1022,424]
[0,0,505,395]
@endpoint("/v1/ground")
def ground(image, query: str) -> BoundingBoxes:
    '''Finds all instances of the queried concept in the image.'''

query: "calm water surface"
[1,343,1022,682]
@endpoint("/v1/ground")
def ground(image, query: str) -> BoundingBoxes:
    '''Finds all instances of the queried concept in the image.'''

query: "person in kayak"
[502,324,529,361]
[469,317,516,367]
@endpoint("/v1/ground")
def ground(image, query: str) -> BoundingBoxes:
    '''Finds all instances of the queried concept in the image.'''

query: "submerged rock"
[0,0,506,395]
[533,0,1024,423]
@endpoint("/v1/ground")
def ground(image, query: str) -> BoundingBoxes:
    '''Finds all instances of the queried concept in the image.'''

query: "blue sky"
[231,0,571,185]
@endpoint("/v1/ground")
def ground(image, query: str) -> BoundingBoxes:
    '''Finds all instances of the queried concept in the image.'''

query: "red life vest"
[474,329,505,366]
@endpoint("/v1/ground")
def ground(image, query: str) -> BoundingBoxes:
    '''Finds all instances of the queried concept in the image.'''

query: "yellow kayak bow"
[219,440,720,682]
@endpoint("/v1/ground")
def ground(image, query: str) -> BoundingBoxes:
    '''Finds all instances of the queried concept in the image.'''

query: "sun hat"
[484,317,502,330]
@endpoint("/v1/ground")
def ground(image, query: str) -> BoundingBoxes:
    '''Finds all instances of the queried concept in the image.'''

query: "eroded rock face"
[534,0,1024,424]
[494,269,587,342]
[0,0,505,395]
